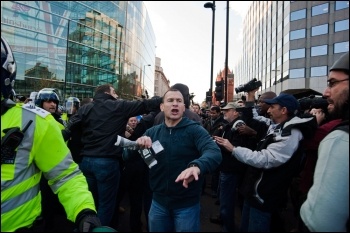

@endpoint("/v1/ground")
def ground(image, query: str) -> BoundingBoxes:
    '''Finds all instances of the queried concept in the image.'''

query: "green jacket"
[1,104,96,232]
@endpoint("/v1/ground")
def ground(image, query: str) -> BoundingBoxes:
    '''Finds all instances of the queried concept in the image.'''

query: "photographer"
[217,93,317,232]
[245,87,277,127]
[290,97,342,231]
[300,52,349,232]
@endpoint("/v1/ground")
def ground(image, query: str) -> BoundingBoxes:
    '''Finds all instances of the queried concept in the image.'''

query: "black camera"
[235,78,262,94]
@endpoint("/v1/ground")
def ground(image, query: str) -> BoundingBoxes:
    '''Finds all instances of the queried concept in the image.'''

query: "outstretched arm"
[175,165,200,188]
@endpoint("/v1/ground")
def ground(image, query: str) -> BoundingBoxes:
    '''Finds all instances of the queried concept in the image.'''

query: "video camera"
[298,95,328,112]
[235,78,262,94]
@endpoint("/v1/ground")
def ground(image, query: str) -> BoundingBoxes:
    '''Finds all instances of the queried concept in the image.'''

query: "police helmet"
[1,36,16,101]
[329,51,349,75]
[65,96,80,115]
[35,88,60,110]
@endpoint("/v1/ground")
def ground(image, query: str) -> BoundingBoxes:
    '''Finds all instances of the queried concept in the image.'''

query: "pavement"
[51,174,298,232]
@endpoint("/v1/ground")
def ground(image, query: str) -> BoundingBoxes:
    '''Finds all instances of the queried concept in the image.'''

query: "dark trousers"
[40,177,67,231]
[125,159,152,232]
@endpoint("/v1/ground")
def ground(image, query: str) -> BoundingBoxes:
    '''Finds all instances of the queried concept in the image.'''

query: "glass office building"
[234,1,349,97]
[1,1,156,100]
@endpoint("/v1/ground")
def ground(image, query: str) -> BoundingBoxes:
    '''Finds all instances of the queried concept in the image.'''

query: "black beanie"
[171,83,190,108]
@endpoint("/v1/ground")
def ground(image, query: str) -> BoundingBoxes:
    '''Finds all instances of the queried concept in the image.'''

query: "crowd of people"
[1,34,348,233]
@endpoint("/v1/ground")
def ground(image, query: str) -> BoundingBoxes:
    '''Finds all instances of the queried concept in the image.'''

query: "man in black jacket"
[204,105,227,198]
[64,84,162,227]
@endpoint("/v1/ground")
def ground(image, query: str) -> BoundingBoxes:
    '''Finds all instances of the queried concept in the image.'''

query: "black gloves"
[66,113,82,130]
[61,113,82,141]
[76,209,101,232]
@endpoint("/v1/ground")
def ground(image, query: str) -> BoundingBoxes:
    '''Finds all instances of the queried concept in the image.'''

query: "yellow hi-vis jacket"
[1,103,96,232]
[61,112,68,124]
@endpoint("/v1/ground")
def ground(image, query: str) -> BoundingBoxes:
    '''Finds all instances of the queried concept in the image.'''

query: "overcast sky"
[144,1,252,103]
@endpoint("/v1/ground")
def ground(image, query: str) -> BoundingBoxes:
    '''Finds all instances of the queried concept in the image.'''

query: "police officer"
[35,88,66,127]
[1,36,101,232]
[65,97,83,164]
[65,96,80,119]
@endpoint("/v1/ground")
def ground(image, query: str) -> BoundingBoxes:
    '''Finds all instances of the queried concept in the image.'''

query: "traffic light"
[215,79,224,101]
[206,89,212,102]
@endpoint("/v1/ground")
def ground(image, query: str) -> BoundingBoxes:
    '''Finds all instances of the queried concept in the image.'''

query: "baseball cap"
[264,93,300,114]
[221,101,244,110]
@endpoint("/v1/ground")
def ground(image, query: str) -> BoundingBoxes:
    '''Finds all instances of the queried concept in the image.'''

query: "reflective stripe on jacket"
[1,104,96,232]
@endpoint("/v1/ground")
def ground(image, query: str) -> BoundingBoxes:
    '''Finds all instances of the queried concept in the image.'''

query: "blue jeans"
[79,157,120,226]
[148,200,200,232]
[240,200,271,232]
[219,172,242,232]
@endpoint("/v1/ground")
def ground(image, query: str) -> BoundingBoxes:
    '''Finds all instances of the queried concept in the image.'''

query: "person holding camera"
[289,97,342,231]
[236,78,276,128]
[300,52,349,232]
[135,88,222,232]
[215,93,317,232]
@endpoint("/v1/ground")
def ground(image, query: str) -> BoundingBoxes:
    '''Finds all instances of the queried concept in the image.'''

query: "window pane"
[312,3,329,16]
[335,19,349,32]
[290,68,305,78]
[311,66,328,77]
[290,9,306,21]
[311,24,328,36]
[335,1,349,10]
[311,45,328,56]
[290,48,305,59]
[290,29,306,40]
[334,41,349,53]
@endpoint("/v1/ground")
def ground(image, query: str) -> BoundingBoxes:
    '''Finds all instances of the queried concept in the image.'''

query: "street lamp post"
[224,1,229,105]
[204,1,215,104]
[143,64,151,97]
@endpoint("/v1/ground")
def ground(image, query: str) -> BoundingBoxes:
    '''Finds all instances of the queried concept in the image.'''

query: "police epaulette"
[22,104,50,118]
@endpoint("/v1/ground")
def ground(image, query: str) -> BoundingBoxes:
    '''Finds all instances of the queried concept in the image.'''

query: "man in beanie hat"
[300,52,349,232]
[153,83,202,125]
[215,92,317,231]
